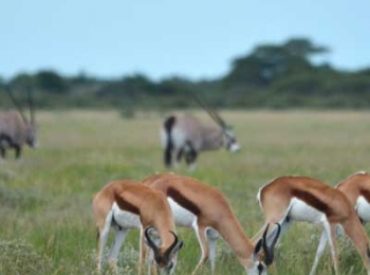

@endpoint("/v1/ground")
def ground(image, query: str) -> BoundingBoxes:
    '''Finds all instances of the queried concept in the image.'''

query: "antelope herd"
[2,88,370,274]
[93,171,370,275]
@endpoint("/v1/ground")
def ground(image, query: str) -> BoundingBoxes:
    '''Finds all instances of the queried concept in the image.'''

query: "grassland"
[1,110,370,275]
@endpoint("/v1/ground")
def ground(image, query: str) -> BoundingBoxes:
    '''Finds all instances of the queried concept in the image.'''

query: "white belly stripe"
[289,198,325,224]
[356,196,370,222]
[168,198,197,228]
[111,202,141,229]
[110,198,210,235]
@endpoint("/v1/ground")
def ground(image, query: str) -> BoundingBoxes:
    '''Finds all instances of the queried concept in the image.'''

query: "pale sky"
[1,0,369,80]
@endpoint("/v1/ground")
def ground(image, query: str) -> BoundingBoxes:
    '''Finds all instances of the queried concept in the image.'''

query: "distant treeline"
[1,37,370,110]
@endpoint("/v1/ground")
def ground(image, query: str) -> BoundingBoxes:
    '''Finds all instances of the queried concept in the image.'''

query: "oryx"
[160,95,240,170]
[0,87,37,159]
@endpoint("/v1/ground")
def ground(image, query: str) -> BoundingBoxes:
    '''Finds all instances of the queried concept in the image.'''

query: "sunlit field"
[1,110,370,275]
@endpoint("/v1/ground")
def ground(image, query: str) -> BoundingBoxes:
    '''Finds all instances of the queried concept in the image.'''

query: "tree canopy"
[1,37,370,110]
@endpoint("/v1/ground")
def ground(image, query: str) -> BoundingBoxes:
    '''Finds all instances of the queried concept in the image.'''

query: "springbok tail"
[163,116,176,167]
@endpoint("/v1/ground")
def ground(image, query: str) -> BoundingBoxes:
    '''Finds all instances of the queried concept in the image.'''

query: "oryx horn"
[27,87,35,124]
[190,92,227,128]
[4,86,28,123]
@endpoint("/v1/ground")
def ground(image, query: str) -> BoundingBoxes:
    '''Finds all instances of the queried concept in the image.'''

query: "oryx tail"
[163,115,176,167]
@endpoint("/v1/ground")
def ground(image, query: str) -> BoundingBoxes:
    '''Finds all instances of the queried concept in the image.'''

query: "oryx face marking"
[223,128,240,152]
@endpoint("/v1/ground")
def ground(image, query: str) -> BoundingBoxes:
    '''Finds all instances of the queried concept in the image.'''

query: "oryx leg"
[13,144,21,159]
[309,230,328,275]
[175,148,184,167]
[0,134,11,159]
[185,143,198,172]
[0,146,5,159]
[108,228,128,272]
[192,222,209,275]
[164,141,174,168]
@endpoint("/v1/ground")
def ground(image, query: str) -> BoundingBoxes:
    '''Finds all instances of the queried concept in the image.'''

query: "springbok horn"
[144,226,160,256]
[4,86,28,123]
[263,223,281,265]
[163,231,183,261]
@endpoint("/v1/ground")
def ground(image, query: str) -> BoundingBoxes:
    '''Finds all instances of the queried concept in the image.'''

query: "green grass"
[1,110,370,274]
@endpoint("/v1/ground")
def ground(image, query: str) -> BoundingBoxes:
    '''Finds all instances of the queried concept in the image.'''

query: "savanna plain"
[1,110,370,275]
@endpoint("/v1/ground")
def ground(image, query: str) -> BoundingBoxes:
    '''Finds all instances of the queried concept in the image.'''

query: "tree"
[10,73,35,90]
[35,70,68,93]
[224,38,329,87]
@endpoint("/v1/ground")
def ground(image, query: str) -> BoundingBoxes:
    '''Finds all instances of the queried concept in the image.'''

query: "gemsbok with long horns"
[92,179,183,274]
[0,87,37,159]
[256,176,370,275]
[309,171,370,275]
[142,173,281,275]
[161,95,240,170]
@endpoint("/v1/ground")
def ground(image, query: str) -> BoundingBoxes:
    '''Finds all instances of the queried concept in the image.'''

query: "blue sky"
[1,0,369,80]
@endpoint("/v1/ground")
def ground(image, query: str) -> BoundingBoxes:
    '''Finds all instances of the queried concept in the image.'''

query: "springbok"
[0,87,37,159]
[309,171,370,274]
[92,179,183,274]
[256,176,370,275]
[336,171,370,224]
[161,95,240,170]
[142,172,281,275]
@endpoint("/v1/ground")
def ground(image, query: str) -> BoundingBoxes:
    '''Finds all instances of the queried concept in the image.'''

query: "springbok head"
[247,224,281,275]
[144,227,184,274]
[5,86,37,148]
[192,93,240,152]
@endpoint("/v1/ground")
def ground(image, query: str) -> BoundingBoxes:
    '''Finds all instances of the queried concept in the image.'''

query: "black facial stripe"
[258,263,264,274]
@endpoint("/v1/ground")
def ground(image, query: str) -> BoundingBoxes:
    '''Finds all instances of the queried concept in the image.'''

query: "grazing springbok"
[0,87,37,159]
[142,173,281,275]
[336,171,370,224]
[256,176,370,275]
[309,171,370,274]
[161,96,240,170]
[92,179,183,274]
